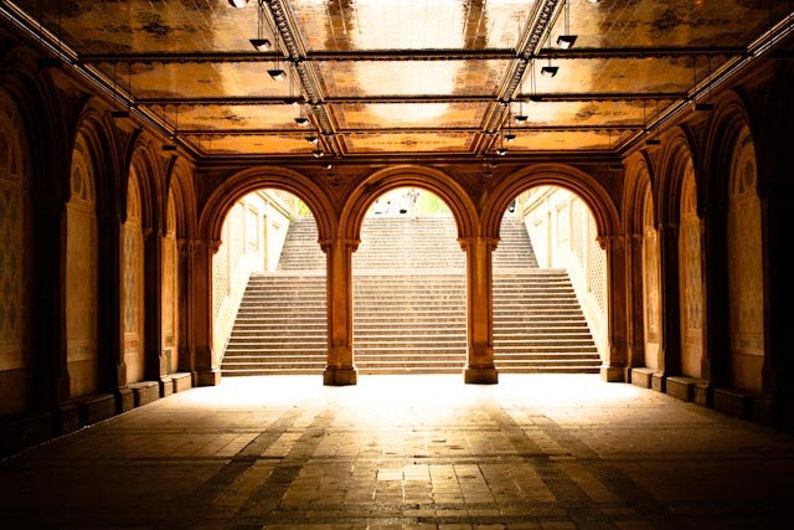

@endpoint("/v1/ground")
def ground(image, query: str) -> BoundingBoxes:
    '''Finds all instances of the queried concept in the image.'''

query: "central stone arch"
[341,165,478,242]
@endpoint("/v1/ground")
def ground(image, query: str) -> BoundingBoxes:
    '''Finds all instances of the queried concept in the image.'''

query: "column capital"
[597,234,625,250]
[457,235,499,252]
[320,237,360,253]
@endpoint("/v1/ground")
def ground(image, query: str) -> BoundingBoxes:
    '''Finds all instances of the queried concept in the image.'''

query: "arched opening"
[678,159,704,379]
[121,168,145,384]
[641,185,662,370]
[214,188,327,376]
[352,186,467,374]
[493,185,607,373]
[727,125,764,392]
[65,134,99,398]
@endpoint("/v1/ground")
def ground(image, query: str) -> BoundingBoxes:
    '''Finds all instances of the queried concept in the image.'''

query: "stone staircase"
[220,212,601,376]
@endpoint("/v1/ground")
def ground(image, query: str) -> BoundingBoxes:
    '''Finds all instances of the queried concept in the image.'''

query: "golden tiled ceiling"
[4,0,792,160]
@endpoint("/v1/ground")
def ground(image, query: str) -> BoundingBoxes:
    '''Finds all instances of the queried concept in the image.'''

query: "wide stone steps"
[221,213,598,376]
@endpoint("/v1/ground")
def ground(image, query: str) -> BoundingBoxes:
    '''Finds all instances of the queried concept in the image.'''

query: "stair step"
[222,214,597,376]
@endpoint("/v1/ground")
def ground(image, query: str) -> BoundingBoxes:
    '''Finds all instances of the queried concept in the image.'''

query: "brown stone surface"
[1,374,793,528]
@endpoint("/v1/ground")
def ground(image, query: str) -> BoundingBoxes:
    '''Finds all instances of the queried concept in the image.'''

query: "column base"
[195,368,221,387]
[600,364,626,382]
[324,366,358,386]
[464,367,498,384]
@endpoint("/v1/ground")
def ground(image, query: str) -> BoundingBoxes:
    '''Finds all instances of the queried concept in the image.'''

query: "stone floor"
[1,374,794,529]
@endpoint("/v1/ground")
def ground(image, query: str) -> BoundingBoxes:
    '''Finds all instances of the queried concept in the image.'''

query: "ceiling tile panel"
[17,0,258,54]
[345,131,474,153]
[509,99,673,128]
[185,132,313,156]
[498,129,633,152]
[289,0,538,52]
[171,104,303,131]
[334,102,485,130]
[127,62,292,99]
[315,60,506,97]
[556,0,788,49]
[531,56,711,95]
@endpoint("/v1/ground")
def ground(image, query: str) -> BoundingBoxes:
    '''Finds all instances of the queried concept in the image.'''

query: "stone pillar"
[624,234,645,375]
[32,205,71,408]
[323,238,358,385]
[701,204,730,388]
[460,236,498,384]
[600,235,629,382]
[177,239,196,376]
[657,222,682,380]
[143,229,164,383]
[193,239,221,386]
[96,209,126,396]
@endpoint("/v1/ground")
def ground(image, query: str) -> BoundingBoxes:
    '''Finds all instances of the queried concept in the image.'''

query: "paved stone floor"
[2,374,794,529]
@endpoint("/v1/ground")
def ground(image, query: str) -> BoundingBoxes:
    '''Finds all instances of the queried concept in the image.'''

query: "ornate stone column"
[600,234,629,382]
[460,236,498,384]
[192,239,221,386]
[322,237,358,385]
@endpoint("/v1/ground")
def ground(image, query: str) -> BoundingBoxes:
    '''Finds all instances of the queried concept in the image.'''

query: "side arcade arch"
[193,167,336,385]
[200,167,336,246]
[481,164,619,241]
[482,164,624,380]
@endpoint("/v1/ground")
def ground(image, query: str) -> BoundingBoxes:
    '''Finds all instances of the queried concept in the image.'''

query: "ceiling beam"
[76,47,746,65]
[134,92,686,106]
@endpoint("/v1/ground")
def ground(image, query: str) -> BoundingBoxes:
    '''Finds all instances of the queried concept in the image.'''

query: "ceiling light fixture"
[268,24,286,81]
[693,56,715,112]
[268,68,286,81]
[294,102,310,127]
[250,1,271,51]
[228,0,249,8]
[305,135,319,145]
[312,149,324,158]
[557,35,577,49]
[251,39,271,52]
[110,62,130,119]
[541,63,559,77]
[556,0,577,49]
[504,104,516,142]
[643,99,661,146]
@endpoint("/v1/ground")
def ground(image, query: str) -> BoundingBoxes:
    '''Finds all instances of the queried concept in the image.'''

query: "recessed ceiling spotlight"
[250,38,271,52]
[540,65,559,77]
[268,68,286,81]
[495,147,507,156]
[294,117,310,127]
[228,0,249,8]
[312,149,324,158]
[306,135,319,144]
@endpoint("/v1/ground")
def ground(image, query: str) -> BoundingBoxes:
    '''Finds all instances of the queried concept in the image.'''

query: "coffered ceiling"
[2,0,792,162]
